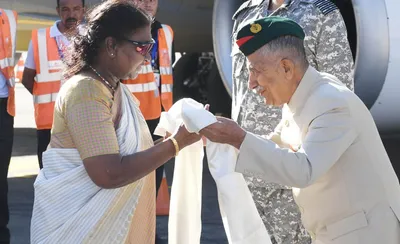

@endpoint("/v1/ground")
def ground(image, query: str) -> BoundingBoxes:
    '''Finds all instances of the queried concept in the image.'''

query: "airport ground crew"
[21,0,85,169]
[231,0,354,243]
[0,8,18,244]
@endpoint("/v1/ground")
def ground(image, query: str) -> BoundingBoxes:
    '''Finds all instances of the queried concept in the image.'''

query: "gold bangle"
[169,137,180,156]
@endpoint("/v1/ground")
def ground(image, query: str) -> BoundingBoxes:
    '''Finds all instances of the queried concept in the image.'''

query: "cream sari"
[30,84,154,244]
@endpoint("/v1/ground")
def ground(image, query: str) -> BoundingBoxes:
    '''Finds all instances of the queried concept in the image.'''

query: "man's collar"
[50,20,85,38]
[50,21,63,38]
[287,66,320,114]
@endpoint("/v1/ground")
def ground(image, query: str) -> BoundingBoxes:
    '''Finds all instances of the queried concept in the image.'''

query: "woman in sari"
[30,1,201,243]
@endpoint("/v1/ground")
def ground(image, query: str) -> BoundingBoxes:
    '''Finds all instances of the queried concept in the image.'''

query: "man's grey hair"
[255,35,309,71]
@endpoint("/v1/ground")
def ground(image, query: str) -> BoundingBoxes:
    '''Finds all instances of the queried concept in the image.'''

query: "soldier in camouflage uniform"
[231,0,354,243]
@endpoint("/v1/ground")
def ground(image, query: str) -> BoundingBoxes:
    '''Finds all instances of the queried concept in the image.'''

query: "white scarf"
[154,98,271,244]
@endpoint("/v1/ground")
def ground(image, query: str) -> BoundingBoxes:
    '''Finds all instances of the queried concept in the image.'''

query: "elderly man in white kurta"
[200,16,400,244]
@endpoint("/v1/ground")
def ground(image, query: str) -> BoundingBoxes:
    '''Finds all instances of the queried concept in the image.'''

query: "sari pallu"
[30,84,154,244]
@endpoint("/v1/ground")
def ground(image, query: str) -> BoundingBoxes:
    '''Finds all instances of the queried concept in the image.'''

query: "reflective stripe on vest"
[161,84,173,93]
[0,9,17,116]
[121,24,174,120]
[33,92,58,104]
[126,81,158,93]
[139,63,153,74]
[35,28,63,83]
[32,26,62,129]
[15,52,26,82]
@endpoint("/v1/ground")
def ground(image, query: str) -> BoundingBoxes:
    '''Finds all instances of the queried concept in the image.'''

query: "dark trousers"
[0,98,14,244]
[37,129,51,169]
[146,118,164,197]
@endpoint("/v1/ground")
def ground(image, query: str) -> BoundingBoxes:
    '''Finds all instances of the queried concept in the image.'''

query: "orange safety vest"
[0,9,17,117]
[14,52,26,82]
[122,24,174,120]
[32,27,62,130]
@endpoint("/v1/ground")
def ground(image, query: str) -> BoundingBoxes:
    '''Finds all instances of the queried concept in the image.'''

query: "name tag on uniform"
[48,60,63,70]
[154,72,161,87]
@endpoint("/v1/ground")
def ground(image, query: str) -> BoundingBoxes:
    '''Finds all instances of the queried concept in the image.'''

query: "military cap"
[236,16,305,56]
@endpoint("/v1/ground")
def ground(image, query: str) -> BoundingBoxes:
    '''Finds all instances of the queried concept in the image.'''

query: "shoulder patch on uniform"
[313,0,337,15]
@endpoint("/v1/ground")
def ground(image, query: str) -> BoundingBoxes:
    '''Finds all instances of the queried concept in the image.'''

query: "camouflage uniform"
[231,0,354,243]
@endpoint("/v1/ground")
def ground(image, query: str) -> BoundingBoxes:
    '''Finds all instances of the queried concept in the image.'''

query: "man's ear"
[281,58,295,80]
[56,7,61,16]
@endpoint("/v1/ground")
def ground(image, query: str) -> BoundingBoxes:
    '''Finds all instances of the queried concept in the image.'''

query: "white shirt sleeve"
[24,40,36,70]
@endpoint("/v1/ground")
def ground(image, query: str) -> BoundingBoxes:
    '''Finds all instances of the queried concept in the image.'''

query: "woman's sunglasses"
[124,38,156,56]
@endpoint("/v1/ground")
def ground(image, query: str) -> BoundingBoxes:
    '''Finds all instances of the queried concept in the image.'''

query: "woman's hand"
[172,124,202,150]
[164,104,210,148]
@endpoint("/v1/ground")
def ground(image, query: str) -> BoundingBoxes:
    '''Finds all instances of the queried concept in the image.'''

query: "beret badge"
[250,23,262,34]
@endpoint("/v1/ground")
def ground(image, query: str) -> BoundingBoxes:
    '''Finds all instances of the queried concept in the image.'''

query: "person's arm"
[315,10,354,91]
[235,107,357,188]
[65,83,199,189]
[84,137,180,189]
[21,40,36,94]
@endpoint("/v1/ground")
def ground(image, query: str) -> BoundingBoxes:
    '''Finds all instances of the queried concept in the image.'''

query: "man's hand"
[21,67,36,94]
[199,117,247,149]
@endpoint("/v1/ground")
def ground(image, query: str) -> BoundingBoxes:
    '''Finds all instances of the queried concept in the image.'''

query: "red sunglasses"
[124,38,155,56]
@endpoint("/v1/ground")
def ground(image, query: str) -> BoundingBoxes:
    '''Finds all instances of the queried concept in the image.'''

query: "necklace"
[89,65,117,92]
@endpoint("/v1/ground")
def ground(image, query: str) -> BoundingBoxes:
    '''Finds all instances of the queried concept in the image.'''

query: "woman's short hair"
[64,0,152,79]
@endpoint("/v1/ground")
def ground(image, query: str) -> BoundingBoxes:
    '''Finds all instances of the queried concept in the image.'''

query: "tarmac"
[7,83,400,244]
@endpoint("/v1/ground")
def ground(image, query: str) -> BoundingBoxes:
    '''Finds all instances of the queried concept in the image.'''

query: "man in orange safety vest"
[21,0,85,169]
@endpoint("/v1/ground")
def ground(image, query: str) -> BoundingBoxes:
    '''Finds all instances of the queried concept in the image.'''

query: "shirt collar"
[50,21,63,38]
[287,66,321,114]
[49,20,85,38]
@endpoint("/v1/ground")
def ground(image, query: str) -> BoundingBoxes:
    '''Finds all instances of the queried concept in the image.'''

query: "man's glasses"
[124,38,155,56]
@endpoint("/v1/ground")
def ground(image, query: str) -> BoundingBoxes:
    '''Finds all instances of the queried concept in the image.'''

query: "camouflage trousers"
[248,185,312,244]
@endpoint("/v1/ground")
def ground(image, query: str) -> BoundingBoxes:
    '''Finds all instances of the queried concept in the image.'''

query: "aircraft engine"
[213,0,400,134]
